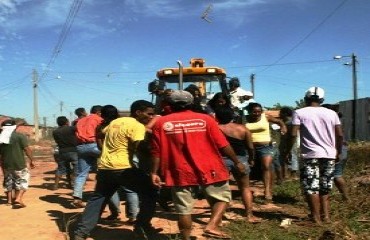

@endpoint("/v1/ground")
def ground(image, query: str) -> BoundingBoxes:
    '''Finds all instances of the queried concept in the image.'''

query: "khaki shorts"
[171,181,231,215]
[3,168,30,192]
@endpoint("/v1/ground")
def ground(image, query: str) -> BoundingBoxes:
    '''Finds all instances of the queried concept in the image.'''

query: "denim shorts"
[300,158,335,195]
[255,144,274,159]
[171,181,231,215]
[223,155,250,176]
[334,145,348,178]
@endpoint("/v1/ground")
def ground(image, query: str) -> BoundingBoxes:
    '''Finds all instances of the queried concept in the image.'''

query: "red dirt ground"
[0,151,306,240]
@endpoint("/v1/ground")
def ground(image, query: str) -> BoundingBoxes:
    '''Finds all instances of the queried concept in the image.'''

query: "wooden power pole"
[33,69,40,142]
[250,73,255,97]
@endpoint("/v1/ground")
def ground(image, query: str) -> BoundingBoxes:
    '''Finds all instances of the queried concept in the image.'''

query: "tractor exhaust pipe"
[177,60,183,90]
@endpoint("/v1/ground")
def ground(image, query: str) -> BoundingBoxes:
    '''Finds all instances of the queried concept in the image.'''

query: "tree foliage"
[266,99,306,111]
[265,103,293,110]
[295,98,306,109]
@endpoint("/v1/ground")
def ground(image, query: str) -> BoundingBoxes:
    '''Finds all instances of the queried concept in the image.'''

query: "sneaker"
[72,199,86,208]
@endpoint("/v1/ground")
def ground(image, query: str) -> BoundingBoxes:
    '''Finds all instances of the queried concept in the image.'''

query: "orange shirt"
[75,114,103,143]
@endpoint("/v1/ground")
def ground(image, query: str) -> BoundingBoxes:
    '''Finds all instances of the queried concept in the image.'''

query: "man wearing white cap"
[286,87,343,225]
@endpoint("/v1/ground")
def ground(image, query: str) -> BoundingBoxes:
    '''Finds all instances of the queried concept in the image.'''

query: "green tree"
[265,103,294,110]
[295,98,306,109]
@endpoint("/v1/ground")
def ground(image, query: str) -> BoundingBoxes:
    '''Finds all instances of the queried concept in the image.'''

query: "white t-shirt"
[230,87,253,108]
[292,106,341,159]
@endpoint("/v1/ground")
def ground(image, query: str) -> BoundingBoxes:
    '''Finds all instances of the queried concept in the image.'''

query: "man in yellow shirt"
[73,100,160,240]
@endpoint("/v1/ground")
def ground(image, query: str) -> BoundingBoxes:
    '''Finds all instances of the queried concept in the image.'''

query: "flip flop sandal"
[247,217,263,223]
[12,201,26,208]
[202,230,231,239]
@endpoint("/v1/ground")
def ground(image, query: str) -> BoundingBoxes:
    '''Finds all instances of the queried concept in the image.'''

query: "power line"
[0,74,31,92]
[39,0,83,82]
[48,59,335,75]
[38,81,61,103]
[256,0,349,73]
[227,59,335,69]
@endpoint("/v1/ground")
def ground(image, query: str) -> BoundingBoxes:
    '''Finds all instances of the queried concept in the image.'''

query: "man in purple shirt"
[286,87,343,225]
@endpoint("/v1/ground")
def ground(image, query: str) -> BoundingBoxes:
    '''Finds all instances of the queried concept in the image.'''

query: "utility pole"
[53,114,56,127]
[43,117,47,137]
[351,53,358,140]
[250,73,255,97]
[32,69,40,142]
[333,53,358,140]
[60,101,64,115]
[43,117,47,128]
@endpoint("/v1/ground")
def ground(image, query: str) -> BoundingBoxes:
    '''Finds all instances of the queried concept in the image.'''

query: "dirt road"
[0,155,306,240]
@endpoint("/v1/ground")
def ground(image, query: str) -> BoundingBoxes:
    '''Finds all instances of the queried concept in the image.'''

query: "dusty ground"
[0,150,307,240]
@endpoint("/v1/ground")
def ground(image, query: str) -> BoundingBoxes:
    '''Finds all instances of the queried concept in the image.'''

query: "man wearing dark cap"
[286,87,343,225]
[0,119,35,208]
[151,90,246,240]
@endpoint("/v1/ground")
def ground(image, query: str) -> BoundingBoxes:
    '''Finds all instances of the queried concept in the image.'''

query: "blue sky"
[1,0,369,125]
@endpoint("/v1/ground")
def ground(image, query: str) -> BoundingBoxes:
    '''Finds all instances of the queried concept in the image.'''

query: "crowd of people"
[0,79,349,240]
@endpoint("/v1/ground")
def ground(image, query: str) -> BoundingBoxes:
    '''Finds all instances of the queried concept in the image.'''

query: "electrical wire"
[39,0,83,82]
[0,74,31,91]
[256,0,349,73]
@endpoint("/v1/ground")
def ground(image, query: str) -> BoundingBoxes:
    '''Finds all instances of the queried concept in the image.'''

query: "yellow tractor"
[148,58,228,113]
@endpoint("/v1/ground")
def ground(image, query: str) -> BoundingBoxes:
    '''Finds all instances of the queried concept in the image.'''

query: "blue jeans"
[122,187,139,219]
[55,151,78,176]
[74,168,157,238]
[289,150,299,171]
[107,191,121,216]
[73,143,101,199]
[106,189,139,217]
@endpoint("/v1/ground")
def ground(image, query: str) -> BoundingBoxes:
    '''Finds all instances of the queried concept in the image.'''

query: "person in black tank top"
[215,107,262,223]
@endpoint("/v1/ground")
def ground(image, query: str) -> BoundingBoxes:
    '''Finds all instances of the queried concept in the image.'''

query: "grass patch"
[225,142,370,240]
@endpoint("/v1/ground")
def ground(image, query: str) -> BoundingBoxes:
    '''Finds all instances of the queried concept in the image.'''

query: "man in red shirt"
[151,90,245,240]
[72,105,103,208]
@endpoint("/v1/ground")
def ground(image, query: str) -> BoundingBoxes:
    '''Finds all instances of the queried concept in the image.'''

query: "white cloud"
[0,0,18,25]
[0,0,18,12]
[230,44,241,50]
[0,0,69,30]
[213,0,266,10]
[120,62,130,71]
[124,0,185,18]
